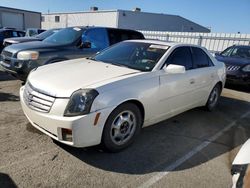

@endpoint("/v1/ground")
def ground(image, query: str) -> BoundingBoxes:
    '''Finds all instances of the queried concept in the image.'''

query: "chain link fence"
[140,31,250,54]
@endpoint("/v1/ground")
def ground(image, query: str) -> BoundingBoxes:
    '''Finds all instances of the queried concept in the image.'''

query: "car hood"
[3,41,61,54]
[215,55,250,66]
[4,37,40,44]
[28,58,141,98]
[233,139,250,165]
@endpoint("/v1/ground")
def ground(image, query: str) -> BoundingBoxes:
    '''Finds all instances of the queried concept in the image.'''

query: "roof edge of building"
[0,6,41,14]
[42,9,120,15]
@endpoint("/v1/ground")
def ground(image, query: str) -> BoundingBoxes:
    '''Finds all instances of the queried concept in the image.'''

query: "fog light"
[14,61,22,68]
[62,128,73,142]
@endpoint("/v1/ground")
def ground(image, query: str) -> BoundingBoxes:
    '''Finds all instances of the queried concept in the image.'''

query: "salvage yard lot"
[0,71,250,188]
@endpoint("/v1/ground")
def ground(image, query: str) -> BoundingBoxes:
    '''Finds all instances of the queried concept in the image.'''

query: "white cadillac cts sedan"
[20,40,226,152]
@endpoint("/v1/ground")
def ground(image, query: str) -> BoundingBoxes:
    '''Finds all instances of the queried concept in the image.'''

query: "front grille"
[1,50,13,58]
[23,83,55,113]
[3,42,11,48]
[226,65,241,72]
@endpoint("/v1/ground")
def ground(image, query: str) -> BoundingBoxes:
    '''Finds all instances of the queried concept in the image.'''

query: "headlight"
[17,51,39,60]
[64,89,99,116]
[242,64,250,72]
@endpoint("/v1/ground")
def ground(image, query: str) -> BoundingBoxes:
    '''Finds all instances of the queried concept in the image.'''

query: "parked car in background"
[3,28,61,48]
[232,139,250,188]
[25,28,46,37]
[215,45,250,87]
[0,28,25,52]
[20,40,226,152]
[0,27,144,80]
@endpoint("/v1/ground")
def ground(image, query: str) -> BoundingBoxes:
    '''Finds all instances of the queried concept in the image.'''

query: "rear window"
[107,29,144,45]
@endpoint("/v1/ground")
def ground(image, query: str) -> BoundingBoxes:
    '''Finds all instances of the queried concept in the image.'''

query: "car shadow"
[0,173,17,188]
[0,92,19,102]
[225,83,250,93]
[0,71,16,81]
[55,96,250,175]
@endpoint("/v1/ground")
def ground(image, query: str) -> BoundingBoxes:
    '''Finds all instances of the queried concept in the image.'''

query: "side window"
[18,32,25,37]
[3,31,11,38]
[129,32,144,40]
[192,47,213,68]
[12,31,18,37]
[220,46,233,56]
[165,47,193,70]
[107,29,122,45]
[82,28,109,49]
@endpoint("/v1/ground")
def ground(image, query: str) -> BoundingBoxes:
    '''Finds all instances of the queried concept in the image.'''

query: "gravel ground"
[0,71,249,188]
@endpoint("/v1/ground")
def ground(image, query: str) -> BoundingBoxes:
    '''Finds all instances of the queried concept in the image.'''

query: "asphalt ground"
[0,70,249,188]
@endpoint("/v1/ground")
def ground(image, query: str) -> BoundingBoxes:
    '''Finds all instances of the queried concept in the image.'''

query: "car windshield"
[44,27,83,45]
[230,46,250,59]
[36,29,59,40]
[92,42,169,71]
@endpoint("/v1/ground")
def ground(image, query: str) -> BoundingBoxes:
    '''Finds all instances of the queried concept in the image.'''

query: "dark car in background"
[0,29,25,52]
[0,27,144,80]
[215,45,250,87]
[25,28,46,37]
[3,28,61,48]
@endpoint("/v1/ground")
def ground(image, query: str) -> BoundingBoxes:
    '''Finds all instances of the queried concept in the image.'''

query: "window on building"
[55,16,60,22]
[41,16,45,22]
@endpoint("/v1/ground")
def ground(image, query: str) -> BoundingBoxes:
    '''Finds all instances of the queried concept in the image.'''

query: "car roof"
[232,45,250,49]
[63,26,143,33]
[126,39,203,48]
[0,28,24,32]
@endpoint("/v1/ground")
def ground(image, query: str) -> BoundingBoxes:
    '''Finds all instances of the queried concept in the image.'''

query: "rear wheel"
[102,103,142,152]
[205,83,221,111]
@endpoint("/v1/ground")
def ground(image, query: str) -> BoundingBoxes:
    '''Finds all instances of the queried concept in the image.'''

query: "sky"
[0,0,250,33]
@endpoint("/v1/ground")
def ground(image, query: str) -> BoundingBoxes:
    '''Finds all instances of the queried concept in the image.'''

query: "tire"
[205,83,221,111]
[101,103,142,152]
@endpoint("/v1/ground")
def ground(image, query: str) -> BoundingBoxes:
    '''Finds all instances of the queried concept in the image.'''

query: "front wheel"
[102,103,142,152]
[205,83,221,111]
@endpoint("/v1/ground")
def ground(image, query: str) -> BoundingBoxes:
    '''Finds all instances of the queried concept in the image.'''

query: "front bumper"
[20,86,114,147]
[0,55,37,80]
[226,71,250,85]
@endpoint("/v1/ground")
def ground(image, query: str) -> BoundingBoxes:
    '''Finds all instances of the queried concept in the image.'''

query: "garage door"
[2,12,24,30]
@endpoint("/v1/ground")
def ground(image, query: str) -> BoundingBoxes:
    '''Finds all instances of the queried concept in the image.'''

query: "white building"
[0,6,41,30]
[42,8,210,33]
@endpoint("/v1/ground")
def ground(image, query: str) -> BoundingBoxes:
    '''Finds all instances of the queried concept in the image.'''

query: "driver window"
[165,47,193,70]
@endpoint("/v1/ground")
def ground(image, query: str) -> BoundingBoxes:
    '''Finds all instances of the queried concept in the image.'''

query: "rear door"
[190,47,216,103]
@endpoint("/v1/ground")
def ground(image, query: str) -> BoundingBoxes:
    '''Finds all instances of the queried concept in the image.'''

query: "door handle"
[190,79,195,84]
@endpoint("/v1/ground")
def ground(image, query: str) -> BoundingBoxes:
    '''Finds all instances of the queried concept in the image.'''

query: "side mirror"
[164,64,186,74]
[82,41,91,48]
[214,52,220,57]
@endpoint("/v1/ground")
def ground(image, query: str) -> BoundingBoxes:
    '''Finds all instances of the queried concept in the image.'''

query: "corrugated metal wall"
[0,7,41,30]
[141,31,250,53]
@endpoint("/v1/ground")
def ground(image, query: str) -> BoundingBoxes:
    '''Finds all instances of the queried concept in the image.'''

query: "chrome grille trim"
[226,65,241,71]
[23,83,55,113]
[1,50,13,58]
